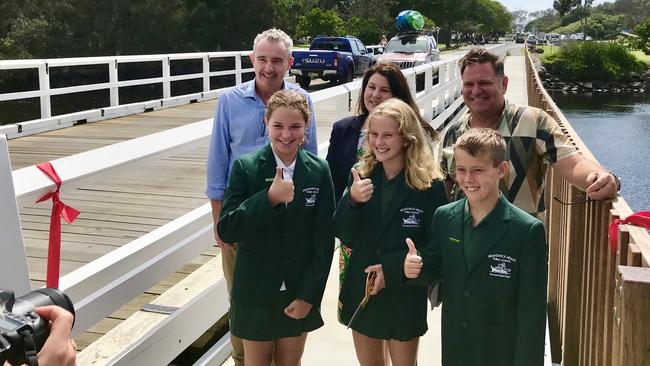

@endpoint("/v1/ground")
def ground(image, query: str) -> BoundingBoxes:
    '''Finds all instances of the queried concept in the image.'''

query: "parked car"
[290,36,375,88]
[515,33,525,43]
[377,32,440,69]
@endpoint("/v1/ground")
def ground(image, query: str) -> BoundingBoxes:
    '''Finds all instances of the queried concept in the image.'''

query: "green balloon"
[408,11,424,30]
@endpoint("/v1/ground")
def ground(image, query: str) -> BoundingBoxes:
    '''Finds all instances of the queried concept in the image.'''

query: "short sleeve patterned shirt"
[438,100,580,214]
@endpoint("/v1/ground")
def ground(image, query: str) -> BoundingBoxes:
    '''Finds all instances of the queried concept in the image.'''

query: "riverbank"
[539,69,649,93]
[533,44,650,93]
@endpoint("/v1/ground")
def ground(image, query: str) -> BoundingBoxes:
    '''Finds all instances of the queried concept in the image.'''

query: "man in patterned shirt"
[439,47,619,215]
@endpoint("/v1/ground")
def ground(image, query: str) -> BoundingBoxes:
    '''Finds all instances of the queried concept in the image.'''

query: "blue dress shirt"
[206,79,318,200]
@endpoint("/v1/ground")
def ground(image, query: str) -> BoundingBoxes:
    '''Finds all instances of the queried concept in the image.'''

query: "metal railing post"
[162,56,171,98]
[38,62,51,119]
[235,54,243,85]
[0,134,31,295]
[202,55,210,92]
[109,59,119,106]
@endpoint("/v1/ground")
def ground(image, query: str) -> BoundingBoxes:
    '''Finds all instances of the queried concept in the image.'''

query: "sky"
[499,0,610,13]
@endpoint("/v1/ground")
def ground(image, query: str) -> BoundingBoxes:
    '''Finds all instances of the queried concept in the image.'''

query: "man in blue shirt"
[205,28,317,366]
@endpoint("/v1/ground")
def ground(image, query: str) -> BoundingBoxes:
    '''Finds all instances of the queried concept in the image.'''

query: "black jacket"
[325,114,366,202]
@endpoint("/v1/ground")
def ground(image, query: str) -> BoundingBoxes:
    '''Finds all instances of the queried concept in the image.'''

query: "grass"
[538,45,561,60]
[631,50,650,65]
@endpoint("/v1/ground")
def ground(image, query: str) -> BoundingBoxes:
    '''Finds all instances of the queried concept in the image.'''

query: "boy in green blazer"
[217,90,335,366]
[405,128,547,366]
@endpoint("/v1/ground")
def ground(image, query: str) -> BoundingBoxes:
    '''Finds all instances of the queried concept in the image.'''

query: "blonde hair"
[453,128,506,166]
[265,90,311,128]
[357,98,442,190]
[253,28,293,57]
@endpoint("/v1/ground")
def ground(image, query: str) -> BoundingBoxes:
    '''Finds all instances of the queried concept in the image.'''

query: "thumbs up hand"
[268,167,294,206]
[349,168,374,204]
[404,238,423,279]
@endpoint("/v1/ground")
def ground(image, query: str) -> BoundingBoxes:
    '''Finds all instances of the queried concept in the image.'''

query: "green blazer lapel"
[287,148,312,212]
[446,200,466,271]
[365,166,383,243]
[258,145,277,189]
[465,195,511,276]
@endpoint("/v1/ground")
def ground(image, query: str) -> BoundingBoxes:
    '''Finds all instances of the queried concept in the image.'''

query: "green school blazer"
[217,144,335,308]
[334,164,448,340]
[421,194,547,366]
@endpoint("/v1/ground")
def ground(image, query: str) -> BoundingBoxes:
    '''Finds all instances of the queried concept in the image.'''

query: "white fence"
[0,51,254,138]
[0,43,510,365]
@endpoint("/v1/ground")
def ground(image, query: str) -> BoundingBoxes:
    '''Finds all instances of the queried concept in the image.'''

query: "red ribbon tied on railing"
[608,211,650,252]
[35,162,80,288]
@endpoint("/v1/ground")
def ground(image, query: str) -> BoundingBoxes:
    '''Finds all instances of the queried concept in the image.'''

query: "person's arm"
[210,199,234,250]
[207,94,234,248]
[552,155,619,200]
[538,109,618,200]
[217,159,284,245]
[325,122,344,202]
[304,93,319,155]
[34,306,76,366]
[295,164,336,309]
[383,182,448,288]
[513,221,548,366]
[333,169,371,246]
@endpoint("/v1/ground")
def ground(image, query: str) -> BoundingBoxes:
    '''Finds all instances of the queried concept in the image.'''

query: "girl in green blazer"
[334,98,448,366]
[218,90,335,366]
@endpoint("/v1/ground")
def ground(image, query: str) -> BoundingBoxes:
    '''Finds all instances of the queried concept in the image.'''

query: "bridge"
[1,43,649,366]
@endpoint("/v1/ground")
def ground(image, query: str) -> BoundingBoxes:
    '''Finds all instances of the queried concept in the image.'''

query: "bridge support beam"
[0,134,31,295]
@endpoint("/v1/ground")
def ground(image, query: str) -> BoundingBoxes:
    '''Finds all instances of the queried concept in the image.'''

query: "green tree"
[296,8,346,38]
[472,0,512,36]
[587,13,625,39]
[340,0,396,37]
[545,41,644,80]
[635,16,650,54]
[346,16,383,44]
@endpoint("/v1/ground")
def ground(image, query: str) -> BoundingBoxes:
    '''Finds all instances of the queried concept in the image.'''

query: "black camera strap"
[18,328,38,366]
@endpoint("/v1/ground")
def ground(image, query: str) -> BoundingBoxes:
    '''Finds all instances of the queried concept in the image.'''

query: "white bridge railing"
[0,43,510,365]
[0,51,254,138]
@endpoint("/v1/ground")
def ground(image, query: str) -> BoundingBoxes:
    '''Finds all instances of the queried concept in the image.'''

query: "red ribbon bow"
[35,162,80,288]
[608,211,650,252]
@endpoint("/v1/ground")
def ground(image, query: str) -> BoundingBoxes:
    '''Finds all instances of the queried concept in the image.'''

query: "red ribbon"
[608,211,650,252]
[35,162,80,288]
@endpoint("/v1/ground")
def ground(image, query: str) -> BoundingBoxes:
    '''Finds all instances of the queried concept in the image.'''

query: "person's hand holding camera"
[34,306,76,366]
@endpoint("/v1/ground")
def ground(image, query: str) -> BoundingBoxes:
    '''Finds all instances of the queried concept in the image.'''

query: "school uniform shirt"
[217,144,335,310]
[335,164,448,340]
[420,194,547,366]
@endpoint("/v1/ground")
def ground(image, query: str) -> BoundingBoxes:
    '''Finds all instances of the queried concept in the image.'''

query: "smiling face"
[266,106,306,164]
[363,73,394,113]
[461,62,508,119]
[454,148,507,205]
[250,38,293,94]
[368,115,405,171]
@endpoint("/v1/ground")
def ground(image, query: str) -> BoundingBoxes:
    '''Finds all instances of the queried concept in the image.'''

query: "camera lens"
[12,288,75,324]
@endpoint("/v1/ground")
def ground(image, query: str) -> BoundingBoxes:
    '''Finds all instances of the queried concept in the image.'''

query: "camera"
[0,288,75,366]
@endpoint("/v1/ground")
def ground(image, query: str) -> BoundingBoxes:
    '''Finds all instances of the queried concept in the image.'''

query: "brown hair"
[265,90,310,127]
[459,47,505,78]
[453,128,506,167]
[357,98,442,190]
[358,62,438,141]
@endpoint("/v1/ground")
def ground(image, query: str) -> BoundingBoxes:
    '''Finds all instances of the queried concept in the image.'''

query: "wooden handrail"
[524,48,650,366]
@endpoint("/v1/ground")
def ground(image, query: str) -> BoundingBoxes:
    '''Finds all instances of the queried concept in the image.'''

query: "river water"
[550,92,650,212]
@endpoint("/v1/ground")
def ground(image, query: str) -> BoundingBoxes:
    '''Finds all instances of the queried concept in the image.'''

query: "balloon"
[396,10,425,32]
